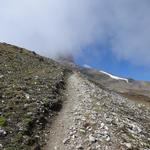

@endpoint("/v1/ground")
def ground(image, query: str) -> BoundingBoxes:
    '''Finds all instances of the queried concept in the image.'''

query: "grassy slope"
[0,43,67,149]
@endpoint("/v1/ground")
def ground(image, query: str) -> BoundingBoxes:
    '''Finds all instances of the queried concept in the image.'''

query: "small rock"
[76,144,83,149]
[72,134,76,139]
[35,135,40,139]
[27,112,33,115]
[104,126,109,130]
[63,137,70,144]
[105,136,110,142]
[81,117,86,121]
[54,146,58,150]
[0,144,3,148]
[89,135,96,143]
[34,76,39,79]
[79,129,86,133]
[0,129,6,136]
[24,103,29,108]
[0,75,4,79]
[124,143,132,149]
[96,145,100,149]
[129,124,142,134]
[74,112,78,115]
[106,118,113,124]
[96,102,100,106]
[100,123,105,129]
[25,93,30,99]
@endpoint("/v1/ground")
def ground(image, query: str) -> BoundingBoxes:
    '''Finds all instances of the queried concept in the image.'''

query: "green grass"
[0,116,6,126]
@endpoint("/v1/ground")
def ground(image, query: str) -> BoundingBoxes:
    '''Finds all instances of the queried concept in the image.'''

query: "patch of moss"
[0,116,6,126]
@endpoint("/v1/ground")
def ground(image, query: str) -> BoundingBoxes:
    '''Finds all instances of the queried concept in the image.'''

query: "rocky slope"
[0,43,68,149]
[80,67,150,107]
[59,59,150,107]
[44,73,150,150]
[0,43,150,150]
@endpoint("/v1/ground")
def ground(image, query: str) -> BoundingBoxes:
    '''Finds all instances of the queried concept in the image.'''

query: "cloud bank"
[0,0,150,66]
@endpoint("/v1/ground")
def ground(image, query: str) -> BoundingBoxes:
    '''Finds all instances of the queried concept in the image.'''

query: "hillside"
[59,60,150,107]
[0,43,150,150]
[44,73,150,150]
[80,67,150,107]
[0,43,67,149]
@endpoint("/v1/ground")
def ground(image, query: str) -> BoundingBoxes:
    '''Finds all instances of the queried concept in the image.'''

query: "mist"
[0,0,150,66]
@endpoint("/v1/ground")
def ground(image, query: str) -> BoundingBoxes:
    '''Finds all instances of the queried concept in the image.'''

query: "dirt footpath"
[44,73,83,150]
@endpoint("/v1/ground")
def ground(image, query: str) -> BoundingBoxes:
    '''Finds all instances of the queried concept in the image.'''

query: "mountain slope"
[0,43,67,149]
[0,43,150,150]
[59,60,150,107]
[80,67,150,106]
[44,73,150,150]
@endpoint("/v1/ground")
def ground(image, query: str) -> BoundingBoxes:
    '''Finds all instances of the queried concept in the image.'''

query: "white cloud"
[0,0,150,66]
[83,64,92,69]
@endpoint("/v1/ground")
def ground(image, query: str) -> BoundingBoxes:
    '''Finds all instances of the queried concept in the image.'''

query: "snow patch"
[100,71,128,83]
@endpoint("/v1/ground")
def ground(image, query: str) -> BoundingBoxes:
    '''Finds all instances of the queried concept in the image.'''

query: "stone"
[54,146,58,150]
[25,93,30,99]
[105,136,110,142]
[63,137,70,144]
[124,143,132,149]
[100,123,105,129]
[0,144,3,148]
[89,135,96,143]
[27,112,33,115]
[0,75,4,79]
[79,129,86,133]
[104,126,109,130]
[24,103,29,108]
[0,129,6,136]
[76,144,83,149]
[96,145,101,149]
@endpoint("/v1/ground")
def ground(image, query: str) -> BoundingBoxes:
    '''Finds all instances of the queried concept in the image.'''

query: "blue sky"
[75,43,150,81]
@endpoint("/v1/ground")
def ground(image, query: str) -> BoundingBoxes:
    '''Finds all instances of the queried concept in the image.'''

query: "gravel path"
[44,73,150,150]
[44,73,81,150]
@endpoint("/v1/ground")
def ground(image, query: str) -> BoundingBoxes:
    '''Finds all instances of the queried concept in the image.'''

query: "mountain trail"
[44,73,82,150]
[44,73,150,150]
